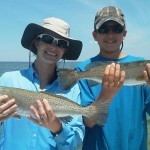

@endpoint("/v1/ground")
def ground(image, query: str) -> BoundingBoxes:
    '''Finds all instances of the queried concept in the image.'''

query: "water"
[0,61,80,77]
[0,62,28,76]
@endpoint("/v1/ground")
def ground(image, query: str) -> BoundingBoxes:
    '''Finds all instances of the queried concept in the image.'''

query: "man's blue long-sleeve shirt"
[76,54,150,150]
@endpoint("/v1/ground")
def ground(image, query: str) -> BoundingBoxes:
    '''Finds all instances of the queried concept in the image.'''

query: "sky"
[1,0,150,62]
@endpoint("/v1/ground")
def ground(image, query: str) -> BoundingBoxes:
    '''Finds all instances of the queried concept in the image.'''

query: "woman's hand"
[26,99,62,134]
[0,95,18,123]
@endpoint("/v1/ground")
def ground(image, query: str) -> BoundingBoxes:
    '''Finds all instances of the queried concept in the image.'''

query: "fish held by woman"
[0,86,110,126]
[57,60,150,90]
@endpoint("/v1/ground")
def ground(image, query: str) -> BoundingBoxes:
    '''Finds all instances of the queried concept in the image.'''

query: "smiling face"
[93,20,127,58]
[35,32,68,65]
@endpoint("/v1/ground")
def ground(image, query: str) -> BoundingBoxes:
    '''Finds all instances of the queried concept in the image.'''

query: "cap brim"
[96,17,125,29]
[21,23,82,60]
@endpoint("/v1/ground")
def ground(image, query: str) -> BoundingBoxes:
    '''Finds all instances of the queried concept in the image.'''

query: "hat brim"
[21,23,82,60]
[96,17,125,29]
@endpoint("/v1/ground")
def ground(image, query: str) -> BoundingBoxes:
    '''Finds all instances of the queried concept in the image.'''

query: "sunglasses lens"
[98,25,124,34]
[40,35,54,44]
[57,40,69,48]
[37,34,69,48]
[114,26,124,33]
[98,26,109,34]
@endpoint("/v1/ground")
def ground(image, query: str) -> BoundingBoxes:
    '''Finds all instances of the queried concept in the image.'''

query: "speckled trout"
[58,60,150,90]
[0,86,110,126]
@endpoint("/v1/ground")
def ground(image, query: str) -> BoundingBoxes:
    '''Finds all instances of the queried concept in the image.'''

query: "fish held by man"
[0,86,110,126]
[57,60,150,90]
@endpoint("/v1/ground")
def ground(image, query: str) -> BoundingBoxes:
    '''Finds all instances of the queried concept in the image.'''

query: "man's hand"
[100,62,125,99]
[84,63,125,127]
[143,63,150,86]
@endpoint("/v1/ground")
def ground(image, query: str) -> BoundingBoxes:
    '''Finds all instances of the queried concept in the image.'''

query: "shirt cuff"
[53,122,70,142]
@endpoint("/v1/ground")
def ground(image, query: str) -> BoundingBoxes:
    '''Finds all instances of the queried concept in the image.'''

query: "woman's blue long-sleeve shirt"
[0,65,84,150]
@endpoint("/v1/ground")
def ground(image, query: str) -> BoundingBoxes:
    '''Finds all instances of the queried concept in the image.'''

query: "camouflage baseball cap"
[94,6,125,30]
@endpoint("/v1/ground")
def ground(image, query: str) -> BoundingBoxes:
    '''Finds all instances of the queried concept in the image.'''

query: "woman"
[0,17,84,150]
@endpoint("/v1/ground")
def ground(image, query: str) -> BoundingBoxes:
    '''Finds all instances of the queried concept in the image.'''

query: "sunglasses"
[37,34,69,48]
[97,24,124,34]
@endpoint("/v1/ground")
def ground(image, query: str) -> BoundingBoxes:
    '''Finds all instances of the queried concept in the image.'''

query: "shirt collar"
[28,63,62,92]
[28,63,41,81]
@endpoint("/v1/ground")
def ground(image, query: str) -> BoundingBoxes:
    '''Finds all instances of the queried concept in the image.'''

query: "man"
[76,6,150,150]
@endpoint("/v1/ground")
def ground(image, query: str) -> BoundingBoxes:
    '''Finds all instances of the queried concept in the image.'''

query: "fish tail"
[85,98,110,126]
[57,69,79,90]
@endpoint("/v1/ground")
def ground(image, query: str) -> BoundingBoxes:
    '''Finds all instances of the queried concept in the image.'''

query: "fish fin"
[59,116,73,123]
[87,80,100,87]
[39,91,75,102]
[57,69,79,90]
[39,91,58,97]
[39,91,51,94]
[136,75,144,81]
[85,61,113,70]
[13,114,21,119]
[85,99,110,126]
